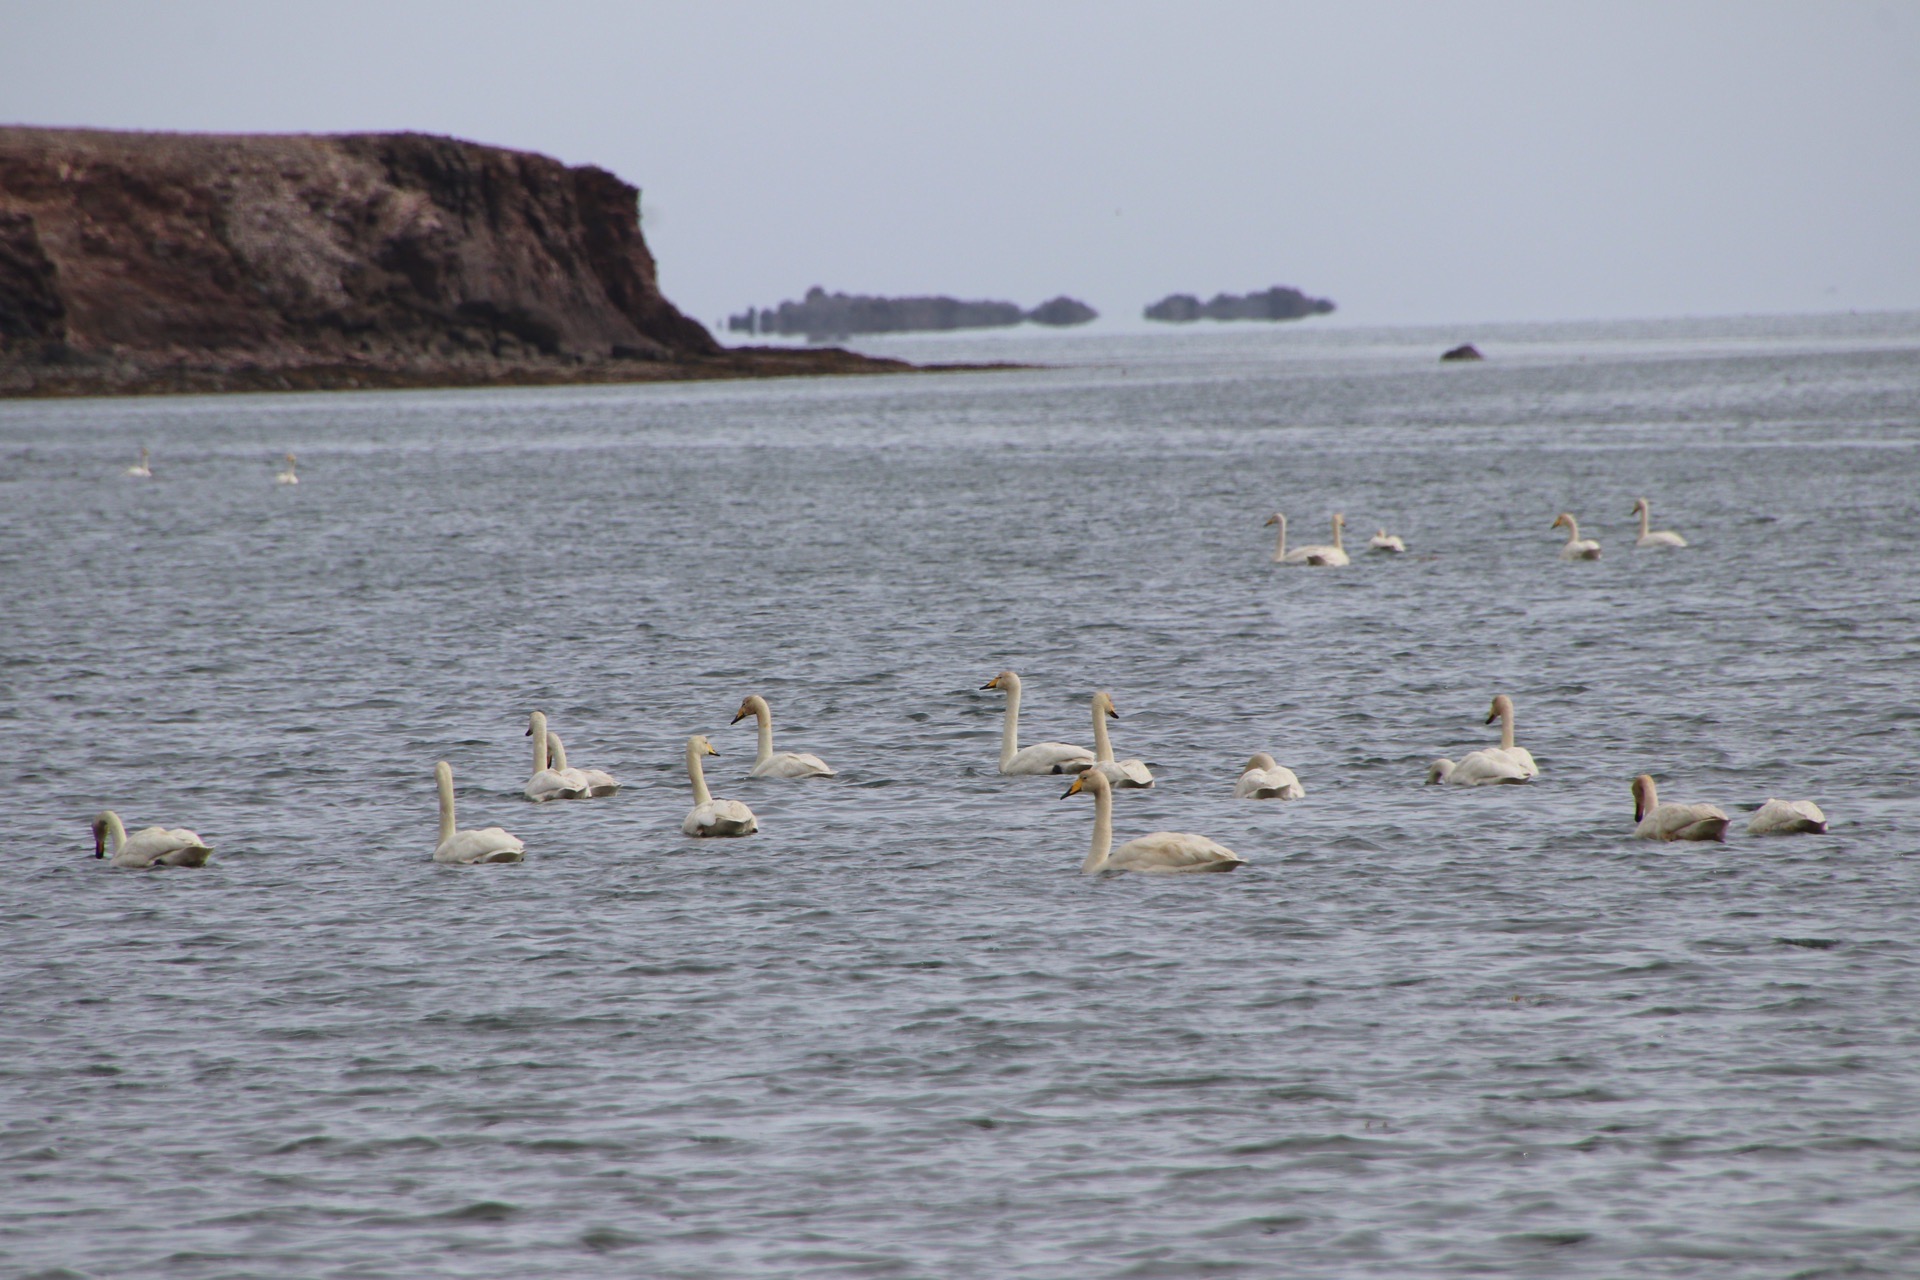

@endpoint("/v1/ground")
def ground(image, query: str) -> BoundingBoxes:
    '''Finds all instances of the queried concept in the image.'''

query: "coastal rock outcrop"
[1440,343,1485,362]
[0,127,906,396]
[729,288,1097,341]
[1144,286,1334,323]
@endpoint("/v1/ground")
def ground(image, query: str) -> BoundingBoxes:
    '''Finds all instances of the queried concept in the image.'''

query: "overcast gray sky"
[4,1,1916,330]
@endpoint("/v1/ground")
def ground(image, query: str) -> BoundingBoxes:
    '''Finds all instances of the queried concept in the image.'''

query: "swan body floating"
[1484,694,1540,777]
[125,446,152,478]
[1235,752,1304,799]
[732,695,834,778]
[1631,774,1729,842]
[1265,511,1350,565]
[682,735,758,836]
[275,453,299,485]
[1426,752,1530,786]
[1552,513,1602,560]
[545,730,620,796]
[524,710,589,801]
[981,671,1094,775]
[1747,798,1828,835]
[432,761,524,863]
[1631,497,1686,548]
[91,811,211,868]
[1368,529,1406,553]
[1088,690,1154,788]
[1064,769,1244,873]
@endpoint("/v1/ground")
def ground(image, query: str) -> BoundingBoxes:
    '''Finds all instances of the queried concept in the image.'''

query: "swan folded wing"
[1447,749,1530,786]
[525,768,586,802]
[1004,742,1096,776]
[118,826,213,867]
[1093,758,1155,788]
[1636,803,1730,842]
[1110,832,1245,873]
[1236,766,1303,799]
[579,768,622,796]
[1748,798,1827,835]
[1637,531,1687,548]
[435,828,525,864]
[683,800,758,837]
[1494,746,1539,778]
[753,751,835,779]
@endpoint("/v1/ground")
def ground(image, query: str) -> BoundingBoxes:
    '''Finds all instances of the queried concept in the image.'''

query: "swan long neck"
[530,712,549,773]
[1331,516,1344,551]
[1092,698,1115,763]
[436,767,456,845]
[103,810,127,854]
[1563,516,1582,544]
[1000,675,1023,769]
[687,740,713,806]
[752,701,774,765]
[1636,501,1651,538]
[1083,778,1113,873]
[1271,514,1287,560]
[547,732,569,771]
[1498,703,1516,751]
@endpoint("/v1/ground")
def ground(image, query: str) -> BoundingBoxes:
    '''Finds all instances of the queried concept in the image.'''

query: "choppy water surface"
[4,314,1919,1278]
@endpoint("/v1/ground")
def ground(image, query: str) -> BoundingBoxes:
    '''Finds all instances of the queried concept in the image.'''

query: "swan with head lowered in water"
[1265,511,1350,566]
[732,694,834,778]
[1630,774,1729,842]
[682,735,758,836]
[91,811,211,867]
[1747,797,1827,835]
[1087,690,1153,788]
[981,671,1094,775]
[524,710,590,801]
[545,730,620,796]
[1064,769,1244,873]
[1368,528,1407,553]
[432,762,524,864]
[1630,497,1686,548]
[1235,753,1304,799]
[1552,513,1602,560]
[1483,694,1539,777]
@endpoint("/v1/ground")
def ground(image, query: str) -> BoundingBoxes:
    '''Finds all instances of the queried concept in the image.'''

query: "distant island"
[730,287,1097,342]
[1144,286,1335,323]
[0,127,912,397]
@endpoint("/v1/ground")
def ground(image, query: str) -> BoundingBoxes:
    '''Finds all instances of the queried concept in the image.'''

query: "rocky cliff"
[0,127,905,396]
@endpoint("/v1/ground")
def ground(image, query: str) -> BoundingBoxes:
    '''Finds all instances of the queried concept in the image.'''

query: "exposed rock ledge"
[729,288,1097,342]
[0,127,915,397]
[1144,286,1334,323]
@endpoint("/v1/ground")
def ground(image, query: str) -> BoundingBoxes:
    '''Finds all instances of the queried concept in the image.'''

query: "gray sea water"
[3,313,1919,1278]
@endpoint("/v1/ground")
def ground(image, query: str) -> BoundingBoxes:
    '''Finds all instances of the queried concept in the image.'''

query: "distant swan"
[524,710,589,801]
[433,761,525,863]
[1265,511,1350,565]
[1064,769,1244,873]
[682,734,758,836]
[1087,690,1153,788]
[1235,752,1304,799]
[1484,694,1539,777]
[1368,528,1406,553]
[1630,774,1729,842]
[545,730,620,796]
[732,694,834,778]
[1552,513,1602,560]
[125,446,152,478]
[981,671,1094,775]
[91,811,211,868]
[1747,797,1827,835]
[1631,497,1686,548]
[275,453,299,485]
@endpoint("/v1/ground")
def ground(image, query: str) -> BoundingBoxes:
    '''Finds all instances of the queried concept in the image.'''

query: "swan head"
[90,810,115,858]
[1245,753,1278,772]
[1485,694,1514,725]
[689,734,719,758]
[1425,759,1454,785]
[285,452,297,464]
[1062,770,1110,799]
[1551,513,1575,533]
[1264,512,1283,527]
[1332,512,1345,529]
[1093,690,1119,719]
[981,670,1019,692]
[1630,496,1649,516]
[525,710,547,738]
[731,694,769,724]
[1631,774,1657,821]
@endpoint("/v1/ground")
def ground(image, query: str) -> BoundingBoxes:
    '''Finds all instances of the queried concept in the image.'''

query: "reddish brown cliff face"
[0,127,902,395]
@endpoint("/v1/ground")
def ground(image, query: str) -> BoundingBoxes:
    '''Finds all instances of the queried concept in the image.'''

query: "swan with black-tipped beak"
[981,671,1094,775]
[91,811,211,868]
[1630,774,1728,842]
[432,762,524,864]
[682,735,757,836]
[525,710,589,801]
[1630,497,1686,548]
[1552,512,1602,560]
[732,694,834,778]
[1484,694,1539,777]
[1087,690,1153,788]
[1064,769,1244,873]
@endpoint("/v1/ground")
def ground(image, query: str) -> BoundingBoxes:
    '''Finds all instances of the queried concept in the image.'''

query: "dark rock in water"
[0,127,909,397]
[1144,286,1334,323]
[1441,343,1485,362]
[1026,296,1098,327]
[729,287,1095,341]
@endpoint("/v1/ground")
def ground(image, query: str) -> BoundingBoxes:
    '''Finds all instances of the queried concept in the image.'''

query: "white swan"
[545,730,620,796]
[732,694,834,778]
[1483,694,1540,777]
[1265,511,1350,565]
[433,761,525,863]
[1747,797,1827,835]
[125,446,152,478]
[981,671,1095,775]
[91,811,211,868]
[1630,774,1729,842]
[1064,769,1244,873]
[1087,690,1154,788]
[1368,528,1407,553]
[1235,752,1304,799]
[682,734,758,836]
[524,710,589,801]
[1552,512,1602,560]
[1426,752,1530,786]
[275,452,299,485]
[1631,497,1686,548]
